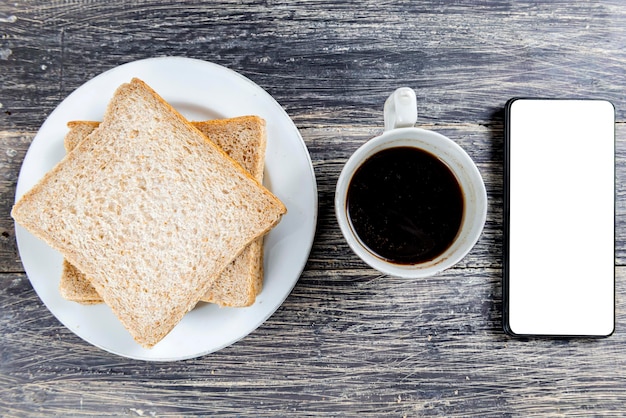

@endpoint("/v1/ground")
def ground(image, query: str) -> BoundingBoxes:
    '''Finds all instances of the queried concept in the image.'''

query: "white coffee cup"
[335,87,487,278]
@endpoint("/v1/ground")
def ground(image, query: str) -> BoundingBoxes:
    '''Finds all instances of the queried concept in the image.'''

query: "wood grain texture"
[1,0,625,416]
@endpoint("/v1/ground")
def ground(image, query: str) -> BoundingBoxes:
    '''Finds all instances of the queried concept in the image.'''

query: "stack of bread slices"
[11,78,287,348]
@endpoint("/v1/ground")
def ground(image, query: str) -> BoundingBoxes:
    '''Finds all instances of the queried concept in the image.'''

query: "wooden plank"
[0,131,33,272]
[0,1,624,130]
[1,265,625,416]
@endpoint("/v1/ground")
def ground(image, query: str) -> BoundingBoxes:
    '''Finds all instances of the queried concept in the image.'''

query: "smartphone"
[503,98,615,337]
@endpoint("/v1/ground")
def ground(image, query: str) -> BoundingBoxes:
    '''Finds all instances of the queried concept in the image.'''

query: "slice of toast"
[12,78,286,348]
[59,116,267,307]
[193,118,266,306]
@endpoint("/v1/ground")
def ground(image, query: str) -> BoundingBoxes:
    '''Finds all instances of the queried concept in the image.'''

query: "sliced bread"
[193,118,266,306]
[59,116,267,307]
[12,78,286,348]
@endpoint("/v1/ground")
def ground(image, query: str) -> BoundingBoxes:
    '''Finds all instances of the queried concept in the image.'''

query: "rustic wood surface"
[1,1,625,416]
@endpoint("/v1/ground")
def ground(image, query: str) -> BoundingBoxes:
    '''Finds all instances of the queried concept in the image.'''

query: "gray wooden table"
[1,1,625,416]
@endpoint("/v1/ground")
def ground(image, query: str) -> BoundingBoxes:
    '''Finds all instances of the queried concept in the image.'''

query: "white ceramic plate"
[14,57,318,361]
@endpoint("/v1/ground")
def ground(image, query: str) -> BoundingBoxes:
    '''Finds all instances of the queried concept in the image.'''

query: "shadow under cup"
[335,128,487,278]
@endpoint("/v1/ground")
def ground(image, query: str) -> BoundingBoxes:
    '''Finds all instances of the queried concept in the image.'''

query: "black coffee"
[346,146,464,264]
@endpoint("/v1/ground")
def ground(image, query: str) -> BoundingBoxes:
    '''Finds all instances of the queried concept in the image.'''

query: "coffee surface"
[347,146,464,264]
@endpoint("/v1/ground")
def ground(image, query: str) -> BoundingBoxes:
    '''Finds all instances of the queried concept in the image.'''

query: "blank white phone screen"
[506,99,614,336]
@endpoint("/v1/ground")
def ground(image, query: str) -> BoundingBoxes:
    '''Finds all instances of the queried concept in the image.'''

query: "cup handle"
[383,87,418,131]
